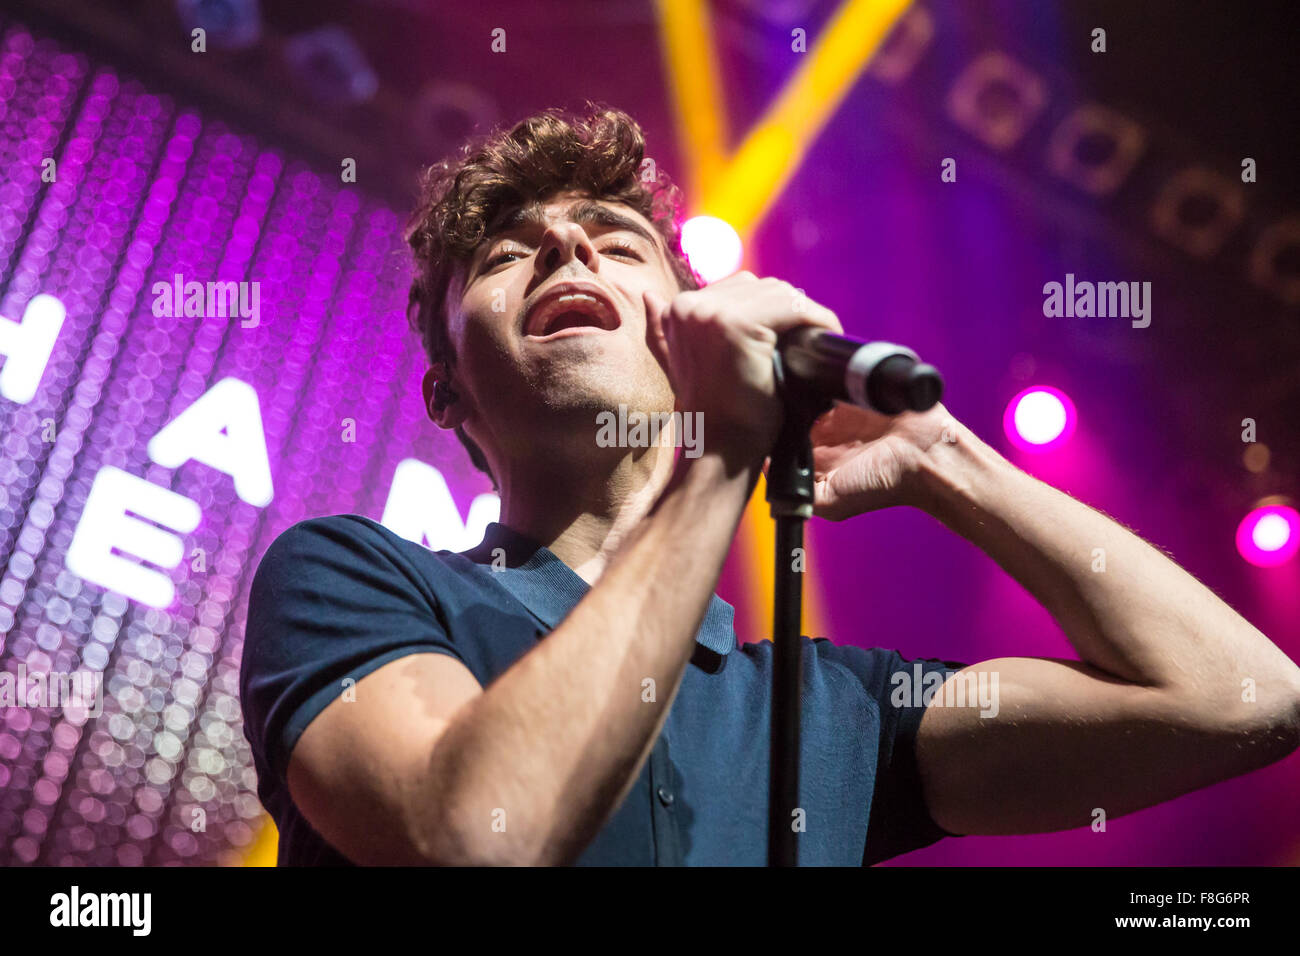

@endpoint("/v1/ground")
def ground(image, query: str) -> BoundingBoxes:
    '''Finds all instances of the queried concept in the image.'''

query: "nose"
[534,221,598,278]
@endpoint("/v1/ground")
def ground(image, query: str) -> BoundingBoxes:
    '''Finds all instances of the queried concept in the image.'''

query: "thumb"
[643,289,671,371]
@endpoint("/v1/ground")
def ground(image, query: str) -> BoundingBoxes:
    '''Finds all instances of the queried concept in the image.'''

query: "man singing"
[240,106,1300,866]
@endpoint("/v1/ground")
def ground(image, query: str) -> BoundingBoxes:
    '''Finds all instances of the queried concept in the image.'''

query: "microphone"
[777,328,943,414]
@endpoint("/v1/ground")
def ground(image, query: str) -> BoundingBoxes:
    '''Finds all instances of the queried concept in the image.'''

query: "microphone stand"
[765,351,831,867]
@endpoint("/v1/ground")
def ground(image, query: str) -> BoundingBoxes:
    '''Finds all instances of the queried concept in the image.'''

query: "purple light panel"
[0,21,488,865]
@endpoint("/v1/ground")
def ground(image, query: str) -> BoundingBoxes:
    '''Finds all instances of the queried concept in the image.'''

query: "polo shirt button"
[656,786,674,808]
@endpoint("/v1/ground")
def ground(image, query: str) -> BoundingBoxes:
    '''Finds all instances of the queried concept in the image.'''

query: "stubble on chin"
[523,351,676,419]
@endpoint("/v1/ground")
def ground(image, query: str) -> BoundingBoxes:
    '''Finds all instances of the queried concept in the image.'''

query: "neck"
[494,441,678,584]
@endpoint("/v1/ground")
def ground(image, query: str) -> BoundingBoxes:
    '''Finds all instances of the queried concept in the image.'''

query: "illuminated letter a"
[147,377,274,507]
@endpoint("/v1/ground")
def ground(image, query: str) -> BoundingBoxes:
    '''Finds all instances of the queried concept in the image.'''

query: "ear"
[421,364,469,430]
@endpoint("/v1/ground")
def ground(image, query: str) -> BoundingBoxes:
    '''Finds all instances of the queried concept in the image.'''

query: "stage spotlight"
[681,215,743,283]
[1236,503,1300,567]
[946,52,1047,152]
[1046,104,1147,197]
[867,6,935,85]
[1003,385,1076,451]
[1150,166,1245,260]
[176,0,262,50]
[1249,217,1300,306]
[284,26,378,106]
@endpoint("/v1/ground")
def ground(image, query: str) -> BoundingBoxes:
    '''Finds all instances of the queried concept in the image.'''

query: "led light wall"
[0,21,493,865]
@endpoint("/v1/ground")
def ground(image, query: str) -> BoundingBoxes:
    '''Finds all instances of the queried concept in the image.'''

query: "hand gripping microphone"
[777,327,943,414]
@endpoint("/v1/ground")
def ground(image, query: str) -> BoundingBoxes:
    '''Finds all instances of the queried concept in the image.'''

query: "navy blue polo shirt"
[240,513,967,865]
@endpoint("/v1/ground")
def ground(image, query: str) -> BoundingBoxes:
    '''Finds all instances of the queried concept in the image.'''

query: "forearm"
[915,421,1300,722]
[423,449,760,865]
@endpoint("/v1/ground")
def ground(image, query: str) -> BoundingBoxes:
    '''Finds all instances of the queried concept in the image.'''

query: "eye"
[600,240,642,260]
[483,249,526,270]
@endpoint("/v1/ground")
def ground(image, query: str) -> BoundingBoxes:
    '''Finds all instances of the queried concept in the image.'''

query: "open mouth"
[524,286,620,339]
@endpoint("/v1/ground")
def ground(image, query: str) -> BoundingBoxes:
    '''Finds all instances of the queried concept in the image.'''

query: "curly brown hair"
[403,104,702,488]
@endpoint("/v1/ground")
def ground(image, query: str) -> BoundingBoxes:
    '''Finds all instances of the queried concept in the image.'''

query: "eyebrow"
[476,199,661,263]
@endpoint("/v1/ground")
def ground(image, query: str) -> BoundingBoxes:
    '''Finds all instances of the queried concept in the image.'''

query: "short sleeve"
[815,643,968,865]
[865,649,968,864]
[239,514,463,789]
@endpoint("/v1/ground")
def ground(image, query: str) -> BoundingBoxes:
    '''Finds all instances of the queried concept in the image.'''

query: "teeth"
[531,291,613,334]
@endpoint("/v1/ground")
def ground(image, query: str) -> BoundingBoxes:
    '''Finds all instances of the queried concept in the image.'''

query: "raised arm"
[910,419,1300,834]
[809,401,1300,836]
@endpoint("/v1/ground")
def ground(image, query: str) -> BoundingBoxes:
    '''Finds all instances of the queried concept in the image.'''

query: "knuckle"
[682,304,715,326]
[669,289,699,313]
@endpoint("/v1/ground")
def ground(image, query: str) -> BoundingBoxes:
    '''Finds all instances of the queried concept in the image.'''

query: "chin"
[527,357,674,417]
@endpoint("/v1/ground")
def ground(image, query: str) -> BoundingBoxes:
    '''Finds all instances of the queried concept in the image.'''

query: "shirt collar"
[462,522,736,657]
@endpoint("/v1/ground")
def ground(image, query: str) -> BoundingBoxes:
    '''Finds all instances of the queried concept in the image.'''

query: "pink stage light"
[1003,386,1077,451]
[1236,504,1300,567]
[681,215,743,283]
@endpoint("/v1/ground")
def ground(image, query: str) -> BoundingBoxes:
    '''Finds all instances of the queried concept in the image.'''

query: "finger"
[708,269,757,286]
[784,287,843,335]
[795,299,843,335]
[810,400,891,441]
[643,287,665,331]
[753,285,843,336]
[643,289,672,374]
[761,309,843,336]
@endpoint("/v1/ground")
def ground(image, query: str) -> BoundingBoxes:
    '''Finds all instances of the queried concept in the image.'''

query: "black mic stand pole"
[765,351,831,867]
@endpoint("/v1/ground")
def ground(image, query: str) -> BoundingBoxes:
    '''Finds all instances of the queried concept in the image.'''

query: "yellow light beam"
[704,0,912,232]
[700,0,914,643]
[653,0,731,200]
[235,812,278,866]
